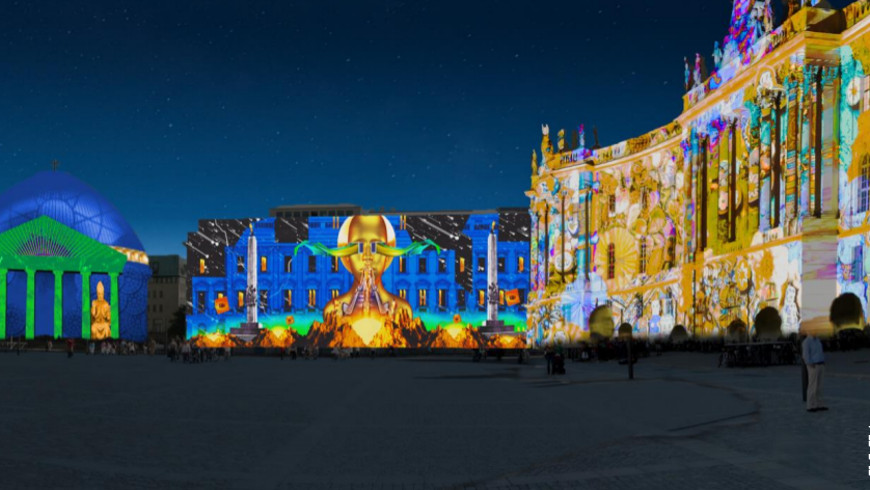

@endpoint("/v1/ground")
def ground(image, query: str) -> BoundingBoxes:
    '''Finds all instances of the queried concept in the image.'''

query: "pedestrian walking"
[802,331,827,412]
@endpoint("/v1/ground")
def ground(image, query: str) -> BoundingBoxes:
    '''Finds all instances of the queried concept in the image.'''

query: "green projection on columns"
[110,272,119,339]
[0,217,129,340]
[25,269,34,340]
[54,271,63,339]
[0,268,6,339]
[81,270,91,339]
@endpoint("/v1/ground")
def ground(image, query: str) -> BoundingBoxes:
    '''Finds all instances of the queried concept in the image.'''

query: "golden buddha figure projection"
[295,215,439,345]
[90,280,111,340]
[327,216,410,324]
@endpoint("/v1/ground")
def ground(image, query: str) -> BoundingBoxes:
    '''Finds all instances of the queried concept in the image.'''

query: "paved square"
[0,350,867,489]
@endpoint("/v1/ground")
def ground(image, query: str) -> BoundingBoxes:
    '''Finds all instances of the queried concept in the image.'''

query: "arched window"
[607,243,616,280]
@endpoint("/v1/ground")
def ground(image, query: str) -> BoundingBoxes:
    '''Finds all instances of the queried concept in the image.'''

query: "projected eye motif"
[355,242,385,255]
[294,239,440,258]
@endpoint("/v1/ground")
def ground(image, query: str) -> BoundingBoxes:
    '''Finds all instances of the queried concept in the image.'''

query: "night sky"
[0,1,853,255]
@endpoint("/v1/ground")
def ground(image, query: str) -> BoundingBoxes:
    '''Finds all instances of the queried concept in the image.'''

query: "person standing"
[801,331,827,412]
[66,338,74,359]
[545,347,553,375]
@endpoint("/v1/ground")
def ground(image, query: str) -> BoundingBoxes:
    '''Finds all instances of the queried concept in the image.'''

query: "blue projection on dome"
[0,171,145,251]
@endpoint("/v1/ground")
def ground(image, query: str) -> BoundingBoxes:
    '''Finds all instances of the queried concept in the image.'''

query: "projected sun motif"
[594,228,638,290]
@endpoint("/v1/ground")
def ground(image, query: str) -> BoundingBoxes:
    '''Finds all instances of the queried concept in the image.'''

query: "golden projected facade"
[527,2,870,344]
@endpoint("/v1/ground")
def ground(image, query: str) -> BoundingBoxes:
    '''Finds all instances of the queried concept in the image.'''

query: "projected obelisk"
[481,221,509,335]
[246,224,258,326]
[232,222,261,340]
[487,222,498,323]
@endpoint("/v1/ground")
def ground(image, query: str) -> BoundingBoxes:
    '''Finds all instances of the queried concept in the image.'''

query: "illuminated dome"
[0,170,145,252]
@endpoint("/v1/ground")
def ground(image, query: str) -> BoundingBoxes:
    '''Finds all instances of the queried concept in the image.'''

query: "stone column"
[110,272,120,339]
[25,268,35,340]
[54,271,63,339]
[0,269,6,339]
[81,270,91,339]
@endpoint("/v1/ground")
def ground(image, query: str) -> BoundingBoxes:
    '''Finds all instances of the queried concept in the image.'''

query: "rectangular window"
[237,290,245,310]
[497,256,505,272]
[284,255,293,273]
[499,289,505,305]
[331,256,339,273]
[853,245,864,281]
[283,290,293,312]
[639,238,647,275]
[308,256,317,273]
[398,257,406,273]
[308,289,317,308]
[457,289,466,309]
[517,256,525,273]
[438,257,447,273]
[418,257,427,273]
[438,289,446,308]
[478,289,485,307]
[609,194,616,214]
[196,291,206,313]
[418,289,427,307]
[199,258,205,274]
[518,289,526,304]
[399,289,407,300]
[237,256,245,273]
[331,289,339,299]
[459,257,465,273]
[860,156,870,213]
[477,257,485,273]
[260,256,268,272]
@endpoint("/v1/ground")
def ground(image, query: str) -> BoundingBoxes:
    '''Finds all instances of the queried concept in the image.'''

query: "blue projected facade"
[186,210,530,340]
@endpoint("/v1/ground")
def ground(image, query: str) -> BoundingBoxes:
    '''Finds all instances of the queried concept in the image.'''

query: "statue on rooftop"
[763,0,774,33]
[531,150,538,175]
[713,41,723,69]
[684,56,691,90]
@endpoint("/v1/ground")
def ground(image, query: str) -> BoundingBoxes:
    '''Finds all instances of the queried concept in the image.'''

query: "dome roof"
[0,171,145,251]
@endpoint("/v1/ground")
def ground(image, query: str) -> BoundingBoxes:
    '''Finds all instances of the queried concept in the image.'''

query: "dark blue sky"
[0,1,852,255]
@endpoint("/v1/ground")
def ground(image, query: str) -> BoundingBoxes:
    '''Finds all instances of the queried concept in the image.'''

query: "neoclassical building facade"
[526,1,870,345]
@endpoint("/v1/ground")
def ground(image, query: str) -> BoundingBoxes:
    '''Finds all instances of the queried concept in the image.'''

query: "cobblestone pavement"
[0,350,867,489]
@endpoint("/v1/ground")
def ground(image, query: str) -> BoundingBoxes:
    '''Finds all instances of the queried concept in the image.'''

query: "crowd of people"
[165,338,231,363]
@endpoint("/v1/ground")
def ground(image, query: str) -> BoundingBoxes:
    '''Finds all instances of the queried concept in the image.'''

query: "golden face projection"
[323,215,412,327]
[90,280,111,340]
